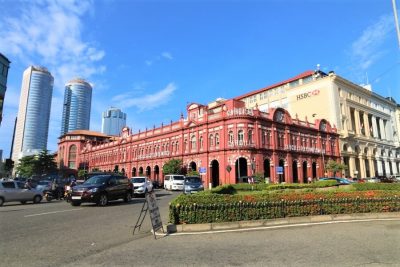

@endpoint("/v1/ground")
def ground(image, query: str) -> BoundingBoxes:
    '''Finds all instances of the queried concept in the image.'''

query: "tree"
[78,169,87,178]
[15,155,36,177]
[325,160,348,177]
[35,150,58,176]
[187,170,200,176]
[15,150,58,178]
[162,159,183,175]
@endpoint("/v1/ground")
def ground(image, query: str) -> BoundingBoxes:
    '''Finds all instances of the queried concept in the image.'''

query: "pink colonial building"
[57,98,340,187]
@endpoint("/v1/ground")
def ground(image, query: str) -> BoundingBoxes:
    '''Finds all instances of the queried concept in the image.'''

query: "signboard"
[145,191,163,233]
[276,166,284,174]
[199,167,207,174]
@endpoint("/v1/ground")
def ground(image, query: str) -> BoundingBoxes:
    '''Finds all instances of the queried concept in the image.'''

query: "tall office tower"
[12,66,54,163]
[60,78,92,135]
[101,107,127,136]
[0,53,11,126]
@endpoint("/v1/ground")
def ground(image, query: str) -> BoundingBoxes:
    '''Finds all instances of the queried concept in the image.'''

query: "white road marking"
[24,208,83,217]
[160,218,400,236]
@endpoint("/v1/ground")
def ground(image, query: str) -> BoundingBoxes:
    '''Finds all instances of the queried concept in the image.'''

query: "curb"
[163,212,400,234]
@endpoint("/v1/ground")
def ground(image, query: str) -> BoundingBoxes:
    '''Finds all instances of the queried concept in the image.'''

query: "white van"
[164,174,185,191]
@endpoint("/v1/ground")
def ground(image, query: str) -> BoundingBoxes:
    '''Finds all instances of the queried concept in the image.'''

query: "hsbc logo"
[296,89,320,101]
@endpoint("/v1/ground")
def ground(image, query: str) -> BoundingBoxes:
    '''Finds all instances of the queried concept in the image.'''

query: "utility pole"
[393,0,400,49]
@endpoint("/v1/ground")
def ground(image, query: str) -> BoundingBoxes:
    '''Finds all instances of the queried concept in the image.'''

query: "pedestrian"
[25,179,33,189]
[307,176,312,184]
[51,180,60,199]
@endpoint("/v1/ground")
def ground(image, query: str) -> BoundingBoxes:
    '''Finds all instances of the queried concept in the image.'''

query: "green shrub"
[211,184,237,194]
[353,183,400,191]
[265,181,338,191]
[169,190,400,224]
[230,183,270,191]
[313,180,339,187]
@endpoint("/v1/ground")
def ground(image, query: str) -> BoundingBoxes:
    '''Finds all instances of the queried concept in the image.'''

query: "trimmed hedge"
[266,180,338,190]
[170,197,400,224]
[353,183,400,191]
[210,181,338,194]
[169,190,400,224]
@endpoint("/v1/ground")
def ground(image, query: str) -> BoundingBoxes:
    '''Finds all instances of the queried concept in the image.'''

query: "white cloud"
[350,14,394,72]
[0,0,105,90]
[161,52,173,60]
[114,83,177,112]
[145,52,174,66]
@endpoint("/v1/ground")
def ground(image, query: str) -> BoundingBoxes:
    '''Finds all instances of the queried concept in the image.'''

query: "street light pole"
[393,0,400,49]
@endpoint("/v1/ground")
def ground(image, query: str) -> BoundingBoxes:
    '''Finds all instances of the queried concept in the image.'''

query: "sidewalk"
[164,212,400,234]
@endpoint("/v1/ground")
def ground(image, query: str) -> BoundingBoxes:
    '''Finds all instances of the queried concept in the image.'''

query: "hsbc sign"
[296,89,320,101]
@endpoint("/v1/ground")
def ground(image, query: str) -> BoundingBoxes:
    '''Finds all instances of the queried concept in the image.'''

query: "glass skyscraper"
[12,66,54,162]
[61,78,92,135]
[101,107,127,136]
[0,53,11,126]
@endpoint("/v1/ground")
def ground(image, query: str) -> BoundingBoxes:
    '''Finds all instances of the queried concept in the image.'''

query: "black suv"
[70,174,132,206]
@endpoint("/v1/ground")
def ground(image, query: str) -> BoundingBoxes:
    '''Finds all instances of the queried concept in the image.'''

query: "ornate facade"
[58,99,340,187]
[238,70,400,178]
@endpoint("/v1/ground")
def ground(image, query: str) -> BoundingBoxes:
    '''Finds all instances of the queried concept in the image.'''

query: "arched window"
[209,134,214,147]
[199,136,203,149]
[68,145,77,169]
[184,139,188,151]
[191,135,197,150]
[238,130,244,144]
[215,133,220,146]
[248,130,253,144]
[228,131,234,145]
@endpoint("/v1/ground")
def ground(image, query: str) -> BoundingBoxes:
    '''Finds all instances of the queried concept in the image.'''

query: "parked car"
[319,177,354,185]
[130,176,153,197]
[380,176,397,183]
[0,180,43,206]
[69,174,132,206]
[183,176,204,194]
[238,176,257,184]
[164,174,185,190]
[366,177,380,183]
[35,180,52,191]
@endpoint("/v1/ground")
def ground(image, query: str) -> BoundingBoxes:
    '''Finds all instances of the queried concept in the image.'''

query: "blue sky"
[0,0,399,159]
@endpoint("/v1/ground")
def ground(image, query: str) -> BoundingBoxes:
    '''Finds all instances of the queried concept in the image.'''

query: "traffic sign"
[276,166,283,174]
[199,167,207,174]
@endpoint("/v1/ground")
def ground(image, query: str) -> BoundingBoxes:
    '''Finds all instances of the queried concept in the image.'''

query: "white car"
[0,180,43,206]
[130,177,153,197]
[164,174,185,191]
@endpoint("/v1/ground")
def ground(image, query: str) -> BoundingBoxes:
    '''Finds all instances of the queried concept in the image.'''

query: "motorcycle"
[43,190,54,202]
[64,185,72,202]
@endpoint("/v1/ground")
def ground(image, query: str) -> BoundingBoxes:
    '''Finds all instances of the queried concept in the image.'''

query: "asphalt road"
[0,189,177,267]
[1,189,400,267]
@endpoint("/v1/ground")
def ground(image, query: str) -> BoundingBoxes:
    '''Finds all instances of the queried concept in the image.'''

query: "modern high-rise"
[0,53,11,126]
[61,78,92,136]
[101,107,127,136]
[12,66,54,163]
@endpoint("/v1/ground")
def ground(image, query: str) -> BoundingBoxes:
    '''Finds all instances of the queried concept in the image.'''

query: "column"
[349,156,356,179]
[360,155,366,178]
[371,116,378,138]
[385,160,390,176]
[354,110,361,135]
[363,113,370,138]
[391,159,398,175]
[368,157,375,178]
[377,159,383,176]
[379,118,386,140]
[385,120,393,141]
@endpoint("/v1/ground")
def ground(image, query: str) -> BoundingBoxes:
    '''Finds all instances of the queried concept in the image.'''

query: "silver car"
[0,180,43,206]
